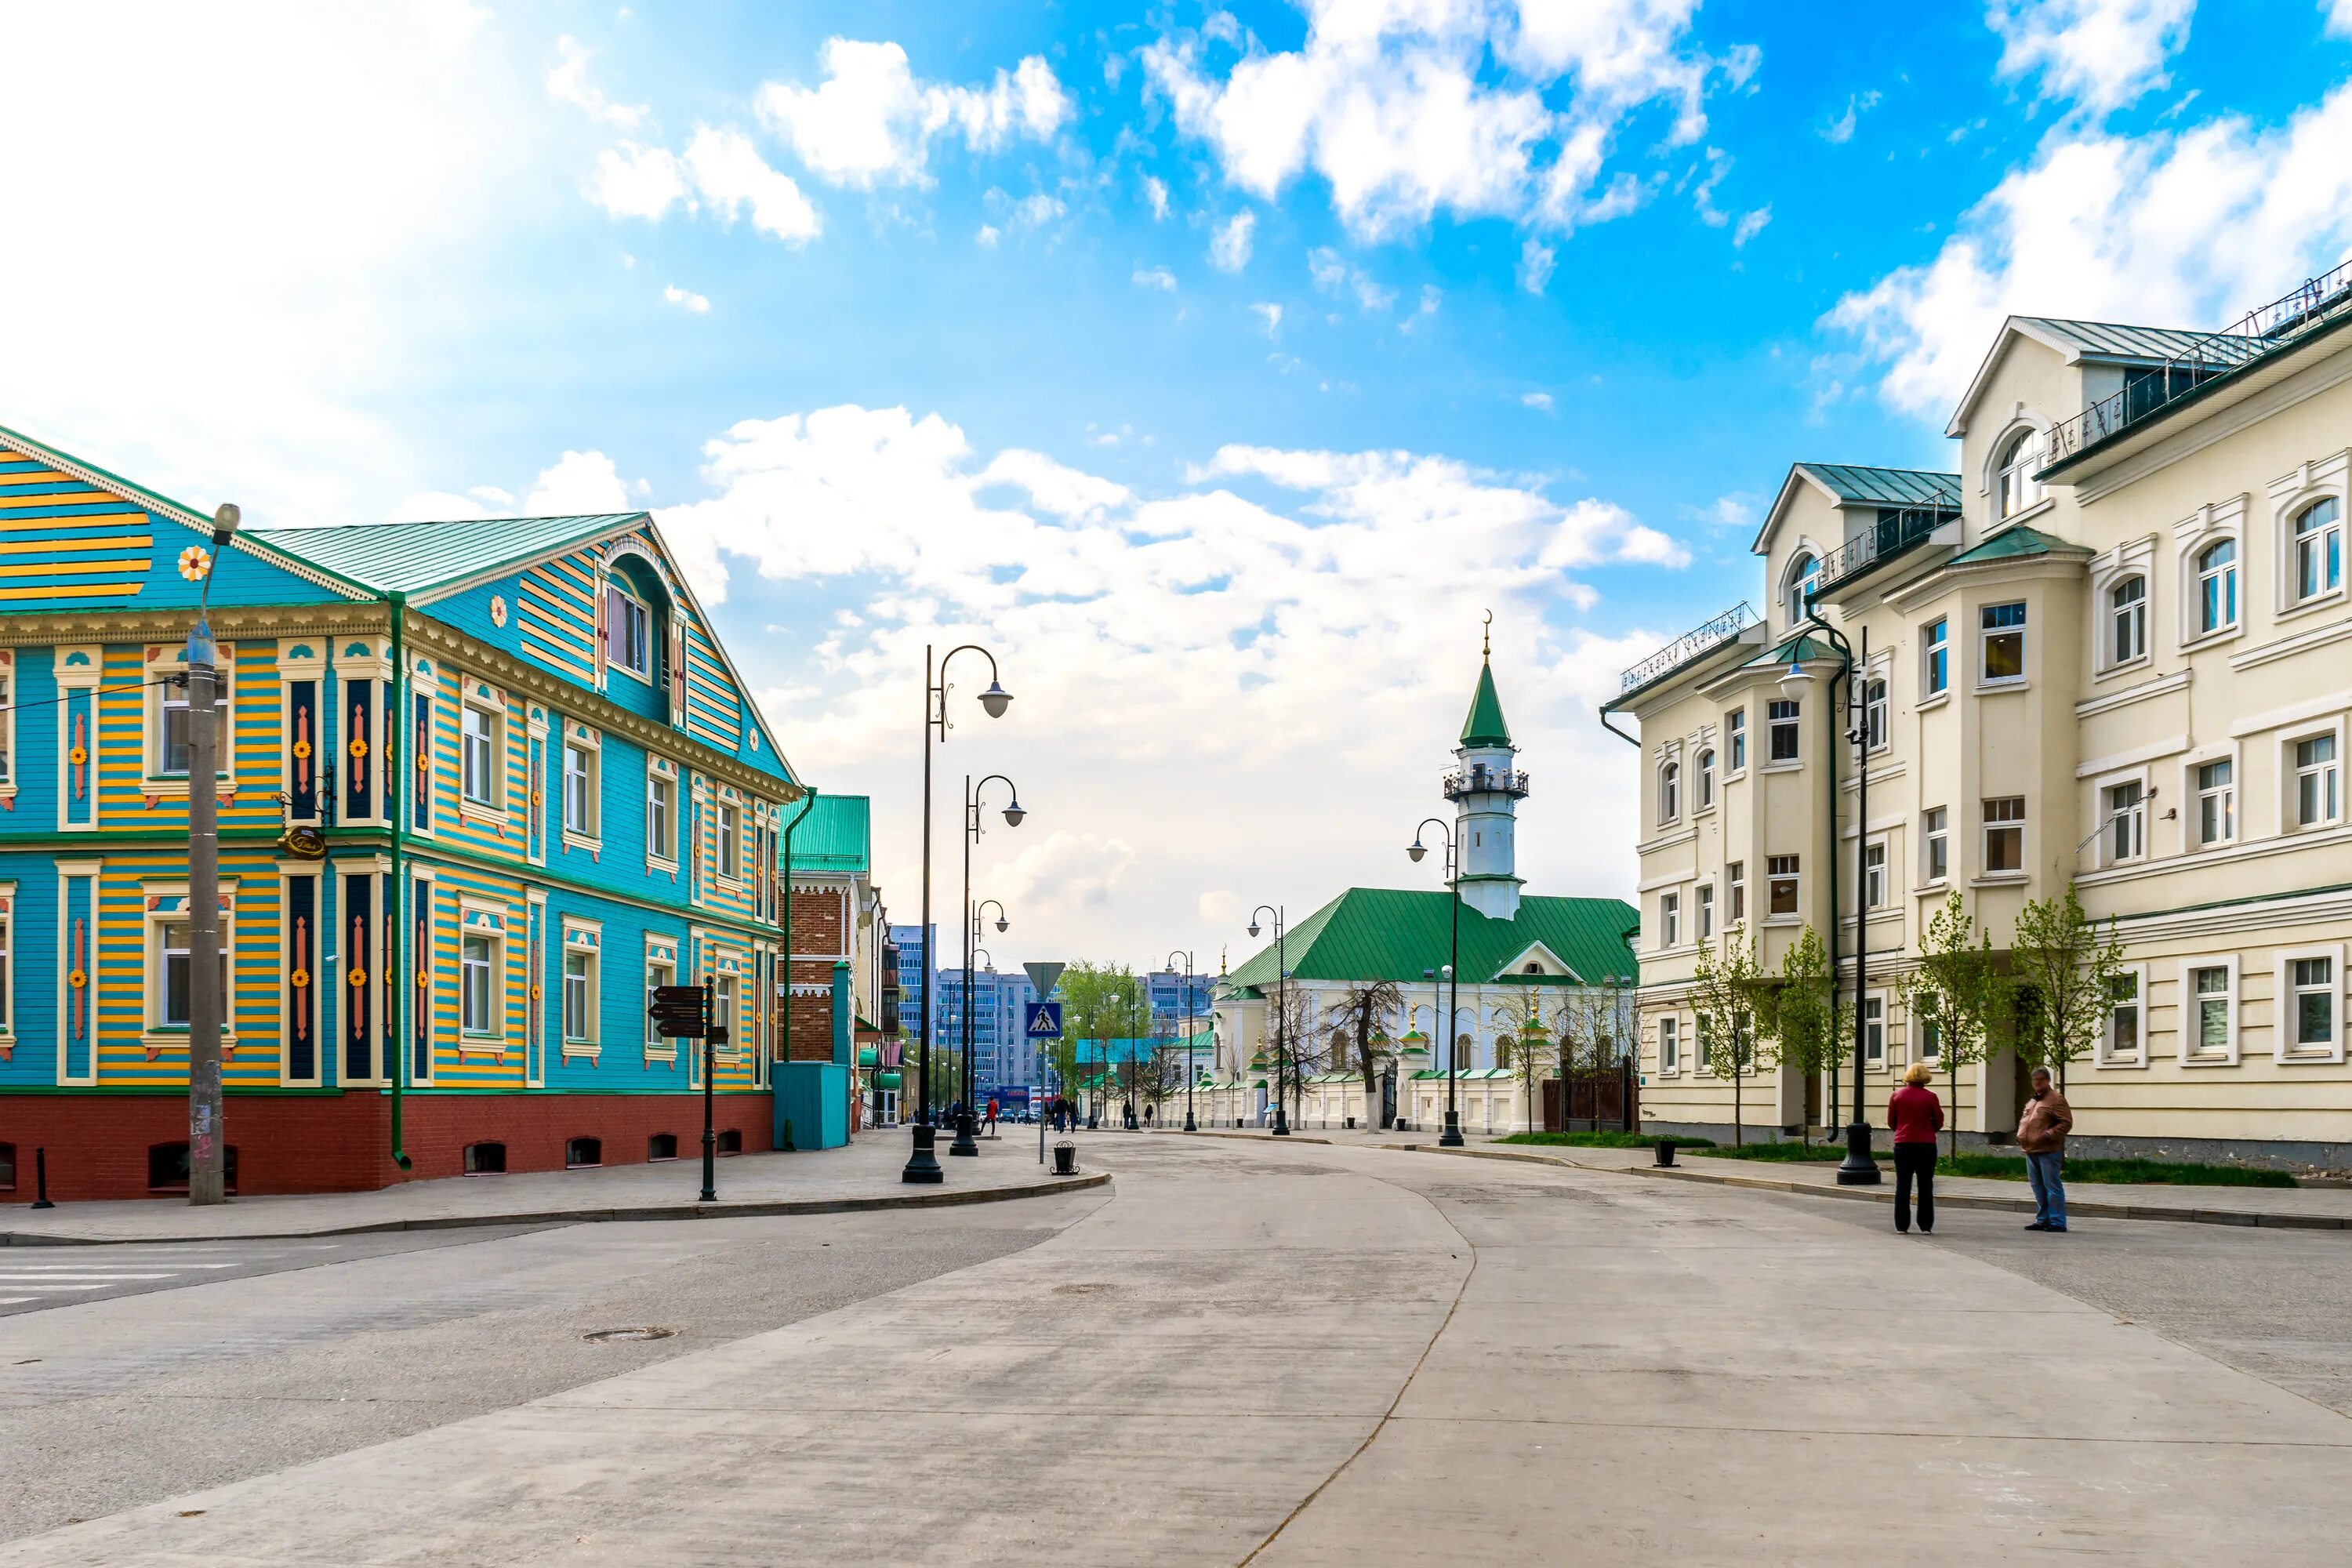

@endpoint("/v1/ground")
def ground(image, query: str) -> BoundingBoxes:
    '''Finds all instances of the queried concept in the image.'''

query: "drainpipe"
[1599,707,1639,748]
[774,786,818,1151]
[387,590,412,1171]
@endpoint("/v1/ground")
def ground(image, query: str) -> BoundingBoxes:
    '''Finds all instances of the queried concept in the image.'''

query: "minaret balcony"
[1442,766,1530,800]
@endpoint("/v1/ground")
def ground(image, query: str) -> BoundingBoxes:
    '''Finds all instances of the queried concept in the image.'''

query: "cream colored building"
[1604,271,2352,1167]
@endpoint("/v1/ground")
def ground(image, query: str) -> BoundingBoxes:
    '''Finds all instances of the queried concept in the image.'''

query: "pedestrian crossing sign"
[1025,1001,1062,1038]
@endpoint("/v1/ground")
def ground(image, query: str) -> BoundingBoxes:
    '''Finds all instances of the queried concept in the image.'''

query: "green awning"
[877,1071,902,1089]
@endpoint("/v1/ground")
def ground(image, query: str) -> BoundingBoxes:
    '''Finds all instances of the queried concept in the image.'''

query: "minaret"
[1446,623,1526,920]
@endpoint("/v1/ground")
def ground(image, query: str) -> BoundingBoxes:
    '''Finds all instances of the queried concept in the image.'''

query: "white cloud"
[1522,391,1555,412]
[1308,247,1396,311]
[976,223,1002,248]
[1399,283,1443,332]
[1831,82,2352,418]
[663,284,712,313]
[978,448,1134,518]
[1014,192,1064,227]
[1210,210,1258,272]
[589,142,688,220]
[1250,301,1284,336]
[1144,174,1171,220]
[527,449,634,515]
[1733,205,1769,246]
[1134,266,1179,292]
[2331,0,2352,37]
[756,37,1070,189]
[1989,0,2195,114]
[1141,0,1740,241]
[1820,89,1880,144]
[684,126,822,243]
[1519,237,1556,294]
[548,34,647,129]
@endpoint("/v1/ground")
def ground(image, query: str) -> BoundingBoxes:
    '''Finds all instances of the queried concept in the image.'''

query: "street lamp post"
[1167,949,1197,1131]
[955,781,1023,1157]
[906,644,1013,1185]
[1781,618,1881,1187]
[1407,818,1466,1148]
[1246,906,1289,1135]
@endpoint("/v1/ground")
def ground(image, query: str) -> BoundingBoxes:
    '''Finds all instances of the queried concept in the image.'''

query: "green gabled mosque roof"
[1460,657,1513,747]
[1226,887,1638,993]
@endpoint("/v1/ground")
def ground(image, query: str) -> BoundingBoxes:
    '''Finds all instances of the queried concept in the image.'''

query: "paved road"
[4,1134,2348,1564]
[0,1228,556,1315]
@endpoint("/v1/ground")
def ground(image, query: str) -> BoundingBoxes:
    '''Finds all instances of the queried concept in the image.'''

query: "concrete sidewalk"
[1,1131,1103,1245]
[1148,1124,2352,1230]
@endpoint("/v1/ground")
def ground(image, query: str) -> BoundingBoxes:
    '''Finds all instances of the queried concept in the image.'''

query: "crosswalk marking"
[0,1243,354,1312]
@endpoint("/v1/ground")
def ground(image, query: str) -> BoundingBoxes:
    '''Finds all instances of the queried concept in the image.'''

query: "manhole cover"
[1054,1283,1112,1295]
[583,1326,675,1343]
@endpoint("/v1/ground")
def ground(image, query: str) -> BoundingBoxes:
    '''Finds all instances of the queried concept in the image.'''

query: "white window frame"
[0,883,13,1047]
[561,921,601,1060]
[716,800,743,884]
[2284,721,2343,833]
[1862,991,1886,1069]
[1725,709,1747,774]
[2104,573,2149,671]
[1694,747,1715,811]
[1921,807,1949,886]
[1726,861,1745,924]
[459,684,506,815]
[2096,964,2147,1069]
[2274,945,2346,1065]
[645,759,679,871]
[1994,426,2043,521]
[1921,617,1948,698]
[2277,477,2346,616]
[612,584,655,682]
[644,937,680,1063]
[2097,770,2148,867]
[1783,551,1820,630]
[1766,855,1800,920]
[1978,601,2027,688]
[2178,955,2239,1067]
[1914,993,1943,1065]
[1862,837,1889,909]
[145,645,235,782]
[1766,699,1801,766]
[1862,673,1889,753]
[2191,537,2240,641]
[713,968,742,1063]
[1657,758,1680,825]
[1657,1014,1680,1076]
[2189,750,2238,850]
[1696,882,1715,942]
[143,892,234,1049]
[1981,797,2026,877]
[459,916,506,1044]
[1658,891,1680,949]
[0,659,16,792]
[561,724,601,847]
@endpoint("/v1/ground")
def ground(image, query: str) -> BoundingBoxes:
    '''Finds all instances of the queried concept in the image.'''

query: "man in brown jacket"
[2016,1067,2074,1232]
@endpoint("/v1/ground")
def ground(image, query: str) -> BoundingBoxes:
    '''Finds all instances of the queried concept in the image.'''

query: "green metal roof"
[1740,631,1840,670]
[1947,523,2091,566]
[789,793,870,874]
[2013,318,2262,366]
[1226,887,1638,992]
[249,514,643,595]
[1793,464,1961,509]
[1460,658,1513,747]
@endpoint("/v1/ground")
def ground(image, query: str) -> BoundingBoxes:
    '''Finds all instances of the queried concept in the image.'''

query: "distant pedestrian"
[1888,1062,1944,1236]
[2017,1066,2074,1232]
[1144,1103,1155,1127]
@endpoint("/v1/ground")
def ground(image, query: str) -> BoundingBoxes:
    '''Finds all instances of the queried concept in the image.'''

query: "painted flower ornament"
[177,546,213,582]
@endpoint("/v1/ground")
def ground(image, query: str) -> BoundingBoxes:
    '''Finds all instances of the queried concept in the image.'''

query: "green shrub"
[1686,1141,1849,1163]
[1495,1131,1716,1149]
[1939,1152,2295,1187]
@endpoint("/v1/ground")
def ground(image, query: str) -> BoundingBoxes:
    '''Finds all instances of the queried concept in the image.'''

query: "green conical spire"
[1459,635,1513,749]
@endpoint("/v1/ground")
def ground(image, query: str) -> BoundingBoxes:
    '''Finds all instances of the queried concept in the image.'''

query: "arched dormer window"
[2107,575,2147,666]
[1658,759,1680,823]
[1996,428,2043,520]
[2195,539,2238,636]
[1784,551,1819,628]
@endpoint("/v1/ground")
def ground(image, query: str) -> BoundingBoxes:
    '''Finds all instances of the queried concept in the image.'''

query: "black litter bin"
[1053,1141,1078,1176]
[1654,1138,1677,1167]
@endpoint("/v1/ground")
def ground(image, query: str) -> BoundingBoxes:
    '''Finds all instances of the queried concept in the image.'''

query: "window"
[1657,760,1680,823]
[563,949,594,1043]
[717,804,742,879]
[1862,996,1885,1066]
[2107,575,2147,666]
[648,1132,678,1161]
[1984,797,2024,873]
[1726,862,1745,923]
[2195,539,2238,634]
[148,1142,238,1194]
[714,973,739,1054]
[1863,677,1889,751]
[2105,971,2140,1065]
[463,1142,506,1174]
[2189,964,2233,1062]
[461,934,496,1036]
[155,666,230,775]
[2105,780,2145,863]
[1922,808,1949,883]
[1996,429,2043,519]
[1697,884,1715,941]
[563,738,597,837]
[0,670,12,783]
[1766,855,1800,916]
[1922,618,1948,695]
[461,702,498,805]
[1696,749,1715,810]
[644,949,677,1060]
[615,591,653,677]
[2288,956,2335,1052]
[647,769,676,862]
[1785,552,1819,627]
[155,920,225,1029]
[2293,497,2343,603]
[717,1129,742,1155]
[1916,996,1942,1062]
[2294,734,2339,827]
[1980,601,2027,684]
[565,1136,603,1168]
[1726,710,1746,771]
[1659,891,1680,948]
[2196,759,2234,846]
[1658,1014,1680,1073]
[1767,699,1801,763]
[1863,841,1888,908]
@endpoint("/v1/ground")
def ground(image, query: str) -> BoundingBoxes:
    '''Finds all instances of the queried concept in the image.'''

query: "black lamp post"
[906,644,1013,1185]
[1408,818,1466,1148]
[1781,617,1881,1187]
[1246,906,1289,1135]
[954,779,1023,1157]
[1167,948,1198,1131]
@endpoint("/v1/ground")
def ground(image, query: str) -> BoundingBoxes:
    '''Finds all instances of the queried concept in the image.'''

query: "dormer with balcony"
[1755,463,1963,621]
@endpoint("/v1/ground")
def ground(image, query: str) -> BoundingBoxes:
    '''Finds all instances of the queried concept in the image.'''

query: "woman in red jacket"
[1888,1062,1944,1234]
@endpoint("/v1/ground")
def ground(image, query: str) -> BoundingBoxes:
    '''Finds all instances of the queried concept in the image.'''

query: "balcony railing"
[1814,506,1954,591]
[2044,261,2352,466]
[1442,765,1530,800]
[1616,602,1758,695]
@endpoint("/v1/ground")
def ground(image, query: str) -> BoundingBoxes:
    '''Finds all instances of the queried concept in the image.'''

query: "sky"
[8,0,2352,975]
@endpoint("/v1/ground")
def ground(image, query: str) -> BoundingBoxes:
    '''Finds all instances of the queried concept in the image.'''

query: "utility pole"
[187,503,240,1206]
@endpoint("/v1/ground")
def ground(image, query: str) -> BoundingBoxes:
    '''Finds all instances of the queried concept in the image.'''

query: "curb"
[0,1170,1112,1247]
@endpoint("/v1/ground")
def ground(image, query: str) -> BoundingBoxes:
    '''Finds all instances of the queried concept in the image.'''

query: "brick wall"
[784,885,845,956]
[0,1090,775,1202]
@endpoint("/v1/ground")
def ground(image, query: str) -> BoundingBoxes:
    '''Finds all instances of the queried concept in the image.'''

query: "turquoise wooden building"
[0,426,805,1199]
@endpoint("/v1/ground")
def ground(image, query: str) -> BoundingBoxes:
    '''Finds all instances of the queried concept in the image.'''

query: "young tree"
[1900,891,2004,1160]
[1690,924,1772,1147]
[1506,999,1550,1134]
[1757,924,1838,1146]
[1331,979,1405,1129]
[2012,884,2125,1092]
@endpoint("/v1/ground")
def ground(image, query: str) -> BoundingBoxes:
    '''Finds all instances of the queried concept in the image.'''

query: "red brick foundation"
[0,1091,775,1203]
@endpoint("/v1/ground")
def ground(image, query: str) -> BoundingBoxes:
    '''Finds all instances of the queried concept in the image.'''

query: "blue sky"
[8,0,2352,965]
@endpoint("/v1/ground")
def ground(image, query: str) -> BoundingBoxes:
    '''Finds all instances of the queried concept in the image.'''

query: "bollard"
[1053,1141,1078,1177]
[31,1146,55,1209]
[1653,1138,1677,1168]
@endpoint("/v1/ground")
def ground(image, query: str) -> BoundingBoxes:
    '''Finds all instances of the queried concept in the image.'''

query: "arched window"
[1996,429,2043,519]
[2196,539,2238,635]
[1784,551,1819,626]
[1695,748,1715,809]
[1658,760,1679,822]
[2293,496,2343,603]
[2108,575,2147,665]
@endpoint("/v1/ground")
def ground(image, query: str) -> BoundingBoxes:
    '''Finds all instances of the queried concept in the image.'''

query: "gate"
[1380,1066,1396,1130]
[1546,1066,1639,1132]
